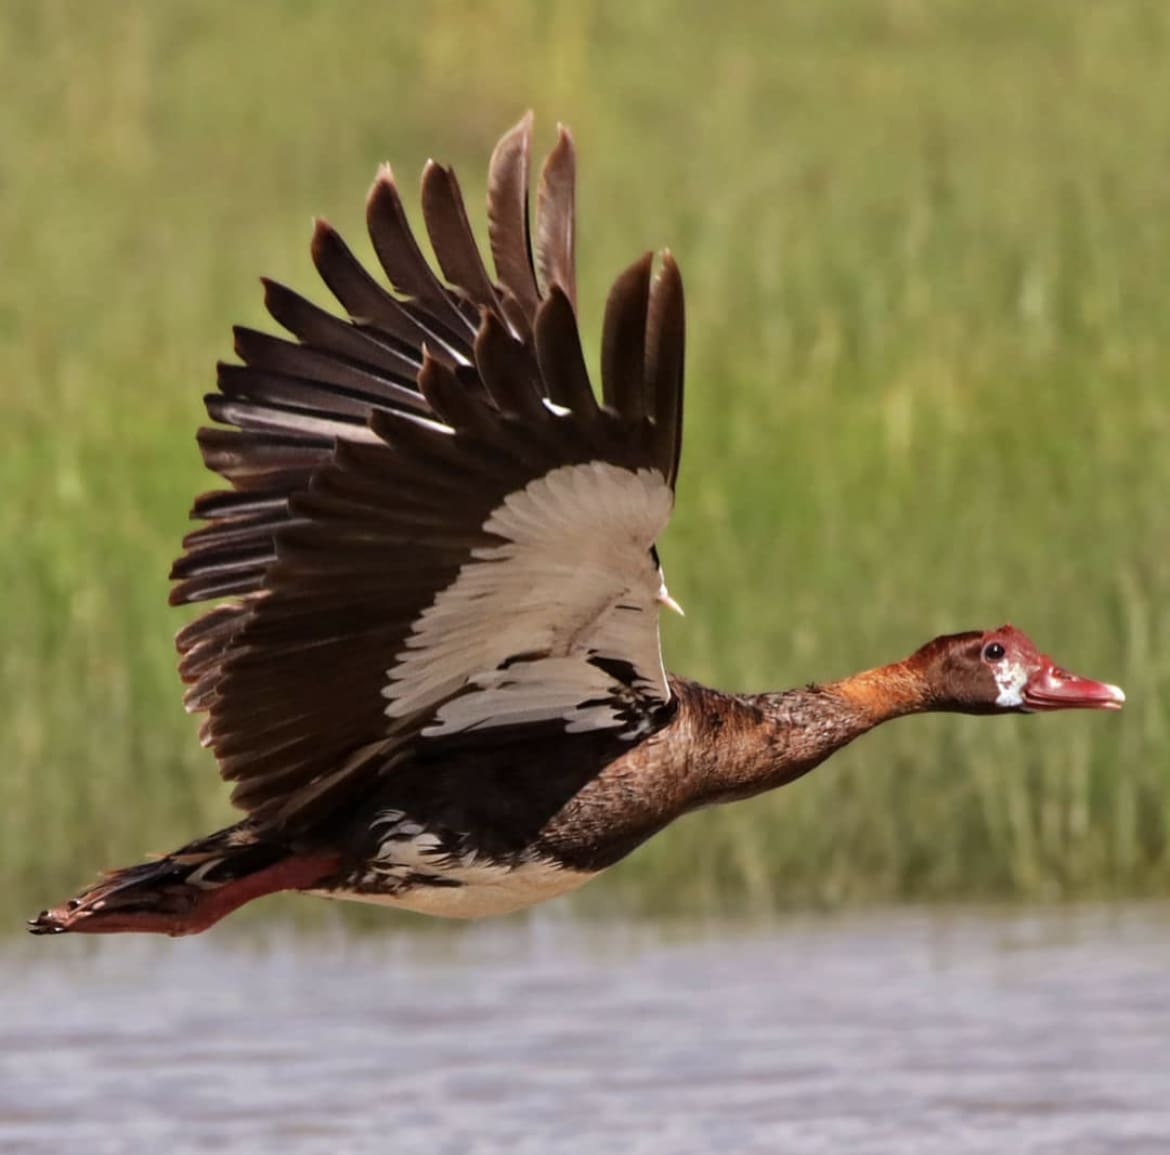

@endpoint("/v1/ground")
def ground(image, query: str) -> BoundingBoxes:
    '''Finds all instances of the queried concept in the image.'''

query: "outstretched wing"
[171,115,687,831]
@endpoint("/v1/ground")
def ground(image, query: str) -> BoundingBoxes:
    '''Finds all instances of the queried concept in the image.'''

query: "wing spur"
[171,114,687,831]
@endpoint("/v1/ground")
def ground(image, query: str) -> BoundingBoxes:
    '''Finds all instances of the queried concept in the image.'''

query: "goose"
[30,116,1124,937]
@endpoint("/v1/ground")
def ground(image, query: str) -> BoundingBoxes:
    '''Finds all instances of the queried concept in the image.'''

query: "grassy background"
[3,0,1168,925]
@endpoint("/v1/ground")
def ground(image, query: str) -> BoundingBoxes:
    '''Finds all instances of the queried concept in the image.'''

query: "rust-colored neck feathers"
[819,656,935,725]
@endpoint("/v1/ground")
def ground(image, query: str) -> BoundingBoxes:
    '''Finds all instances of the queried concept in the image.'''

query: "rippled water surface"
[2,905,1168,1154]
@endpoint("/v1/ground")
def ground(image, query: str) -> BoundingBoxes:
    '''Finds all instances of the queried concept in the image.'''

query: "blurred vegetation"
[2,0,1168,927]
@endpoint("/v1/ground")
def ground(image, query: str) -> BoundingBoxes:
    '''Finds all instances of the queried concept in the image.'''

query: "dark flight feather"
[311,219,441,351]
[473,312,548,421]
[366,167,476,338]
[260,279,426,388]
[420,161,500,312]
[486,112,540,321]
[601,252,654,425]
[535,125,576,307]
[645,253,686,487]
[533,288,598,417]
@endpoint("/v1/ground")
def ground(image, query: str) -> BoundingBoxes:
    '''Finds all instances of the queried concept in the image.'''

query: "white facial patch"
[993,660,1030,709]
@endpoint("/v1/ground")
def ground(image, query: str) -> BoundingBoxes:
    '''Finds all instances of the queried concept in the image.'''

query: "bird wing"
[170,115,687,831]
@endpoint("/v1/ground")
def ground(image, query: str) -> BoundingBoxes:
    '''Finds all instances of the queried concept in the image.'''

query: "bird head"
[913,625,1125,715]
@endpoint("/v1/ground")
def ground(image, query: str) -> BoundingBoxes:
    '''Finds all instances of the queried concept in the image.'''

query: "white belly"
[307,857,597,919]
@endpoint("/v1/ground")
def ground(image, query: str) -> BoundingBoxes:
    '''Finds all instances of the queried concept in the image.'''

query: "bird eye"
[983,642,1006,661]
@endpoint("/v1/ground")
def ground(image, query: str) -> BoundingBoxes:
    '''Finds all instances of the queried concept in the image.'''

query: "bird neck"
[816,655,935,725]
[681,658,933,807]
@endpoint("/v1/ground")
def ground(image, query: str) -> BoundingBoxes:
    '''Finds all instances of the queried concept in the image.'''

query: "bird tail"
[27,823,339,937]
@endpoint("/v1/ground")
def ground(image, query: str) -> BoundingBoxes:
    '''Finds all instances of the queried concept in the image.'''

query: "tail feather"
[29,826,339,937]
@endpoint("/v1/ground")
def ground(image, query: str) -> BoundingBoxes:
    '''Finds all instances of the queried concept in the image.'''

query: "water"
[1,905,1167,1155]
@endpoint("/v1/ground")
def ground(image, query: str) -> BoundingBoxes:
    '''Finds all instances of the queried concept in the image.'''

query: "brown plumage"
[29,118,1123,937]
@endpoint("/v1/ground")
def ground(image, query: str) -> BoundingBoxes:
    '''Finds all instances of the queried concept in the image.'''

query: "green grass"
[3,0,1169,924]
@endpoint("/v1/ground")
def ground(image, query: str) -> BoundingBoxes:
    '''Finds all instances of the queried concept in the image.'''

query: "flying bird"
[30,116,1124,936]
